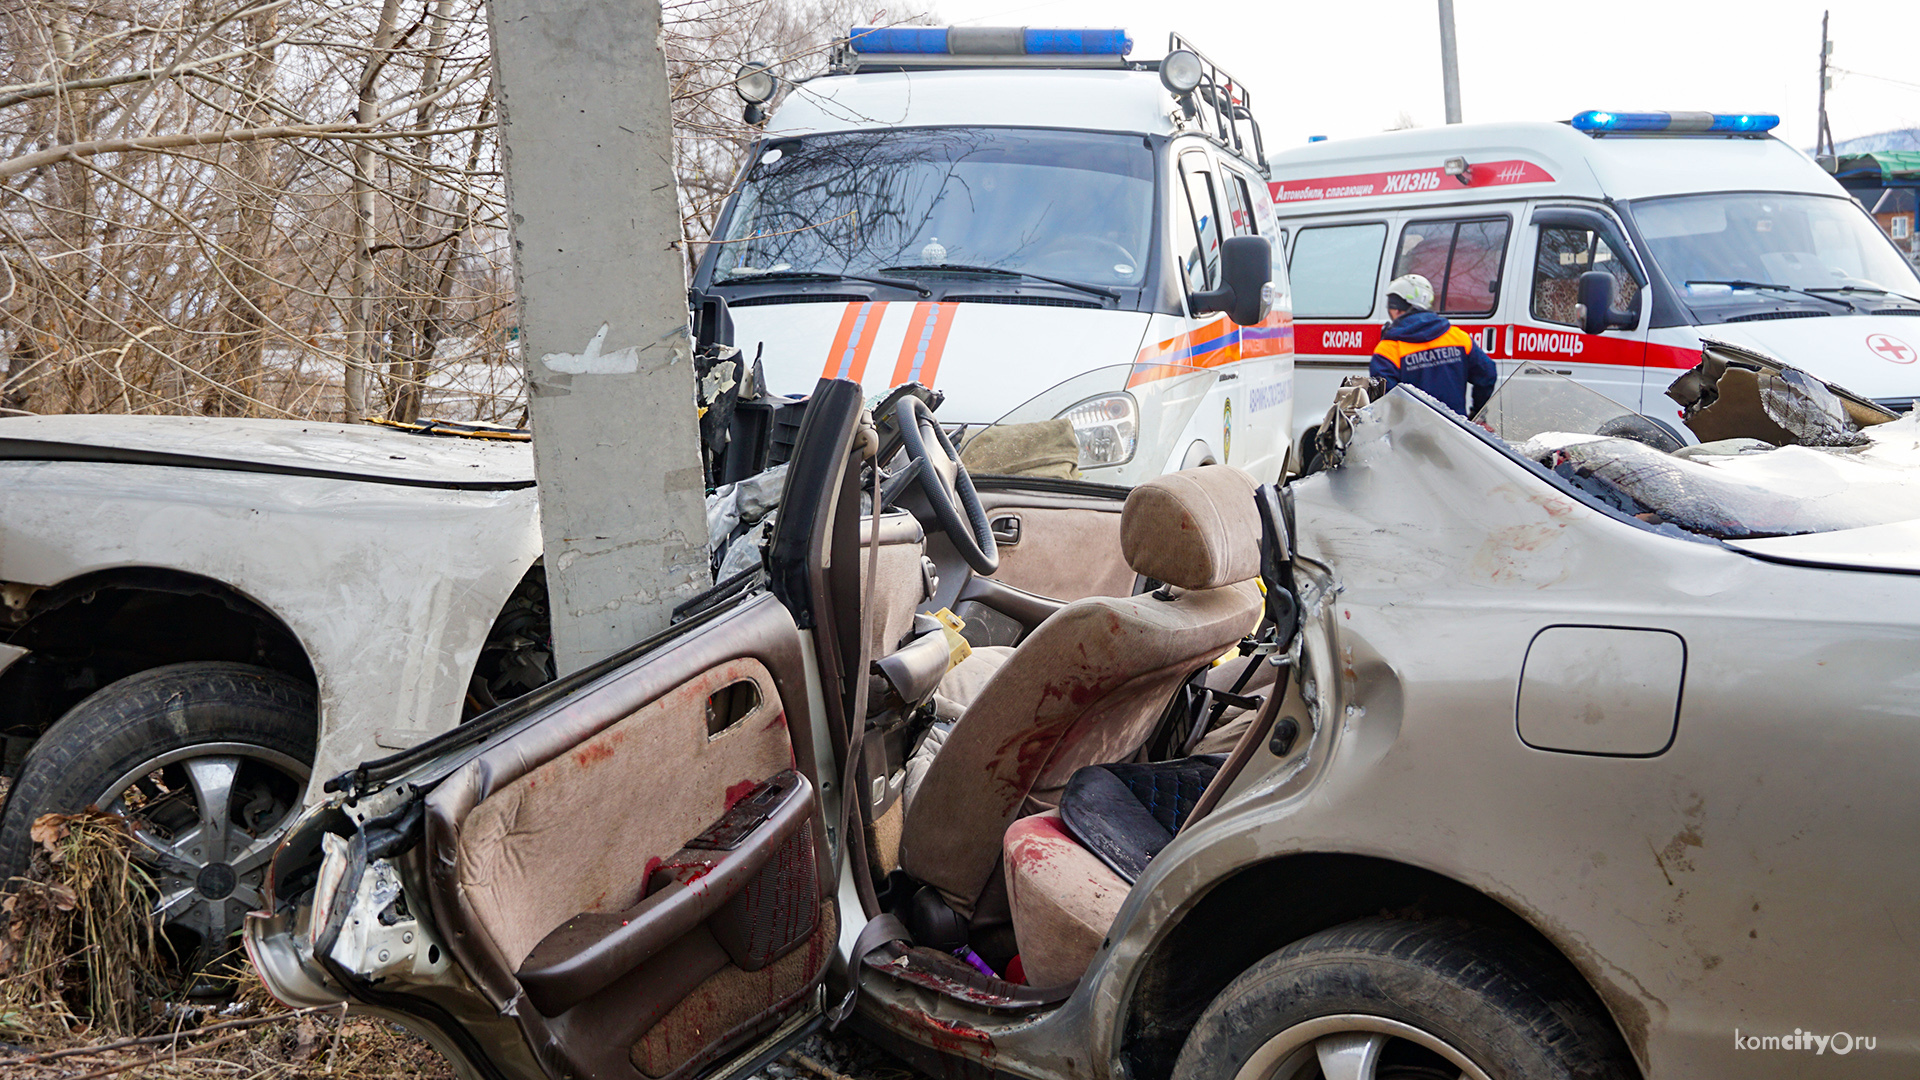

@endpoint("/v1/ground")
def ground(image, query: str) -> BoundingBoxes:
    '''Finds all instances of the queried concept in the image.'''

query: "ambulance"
[690,28,1295,483]
[1267,111,1920,454]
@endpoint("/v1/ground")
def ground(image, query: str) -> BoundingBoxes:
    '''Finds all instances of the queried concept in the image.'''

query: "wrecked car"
[243,353,1918,1080]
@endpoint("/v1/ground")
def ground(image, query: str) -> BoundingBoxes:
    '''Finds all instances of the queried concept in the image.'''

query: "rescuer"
[1369,274,1497,417]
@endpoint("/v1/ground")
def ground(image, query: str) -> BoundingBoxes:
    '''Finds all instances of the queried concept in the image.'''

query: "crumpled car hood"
[0,414,533,486]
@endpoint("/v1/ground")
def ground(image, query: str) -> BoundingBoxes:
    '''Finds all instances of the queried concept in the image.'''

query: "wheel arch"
[1115,852,1646,1080]
[0,567,317,766]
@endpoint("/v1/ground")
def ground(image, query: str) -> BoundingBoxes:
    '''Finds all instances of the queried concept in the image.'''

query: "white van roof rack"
[1167,33,1268,175]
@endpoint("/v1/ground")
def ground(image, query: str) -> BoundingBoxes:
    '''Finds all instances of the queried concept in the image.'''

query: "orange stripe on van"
[890,302,957,388]
[821,301,884,381]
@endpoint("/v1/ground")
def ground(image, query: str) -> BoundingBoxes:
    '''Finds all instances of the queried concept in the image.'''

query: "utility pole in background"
[1816,10,1836,160]
[487,0,712,674]
[1438,0,1462,124]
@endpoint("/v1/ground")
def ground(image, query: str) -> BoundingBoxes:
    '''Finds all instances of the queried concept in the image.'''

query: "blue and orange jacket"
[1369,311,1497,416]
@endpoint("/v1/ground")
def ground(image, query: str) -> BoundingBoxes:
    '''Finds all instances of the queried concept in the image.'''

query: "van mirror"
[1576,271,1635,335]
[1192,235,1273,326]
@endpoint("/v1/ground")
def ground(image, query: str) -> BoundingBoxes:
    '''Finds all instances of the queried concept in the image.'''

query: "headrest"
[1120,465,1261,591]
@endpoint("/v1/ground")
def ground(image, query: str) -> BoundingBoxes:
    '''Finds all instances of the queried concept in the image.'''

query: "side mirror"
[1576,270,1635,335]
[1192,235,1273,326]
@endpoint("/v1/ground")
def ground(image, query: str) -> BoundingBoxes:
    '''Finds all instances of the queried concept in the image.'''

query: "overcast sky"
[926,0,1920,152]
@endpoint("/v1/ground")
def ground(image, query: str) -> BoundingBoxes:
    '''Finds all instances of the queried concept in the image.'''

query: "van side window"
[1289,223,1388,318]
[1393,217,1510,317]
[1223,174,1258,236]
[1178,155,1224,292]
[1532,227,1641,328]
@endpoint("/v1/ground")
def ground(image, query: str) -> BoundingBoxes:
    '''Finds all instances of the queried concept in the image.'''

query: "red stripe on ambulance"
[1270,160,1554,204]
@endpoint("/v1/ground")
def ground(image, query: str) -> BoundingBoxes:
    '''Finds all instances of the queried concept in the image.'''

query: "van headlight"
[1057,393,1138,468]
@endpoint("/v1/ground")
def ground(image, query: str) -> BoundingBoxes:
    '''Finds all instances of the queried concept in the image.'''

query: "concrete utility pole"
[487,0,711,674]
[1437,0,1462,125]
[1816,11,1836,160]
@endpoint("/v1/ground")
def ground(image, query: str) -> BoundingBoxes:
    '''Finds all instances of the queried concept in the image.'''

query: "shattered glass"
[1472,364,1920,540]
[1517,431,1920,539]
[1757,367,1869,447]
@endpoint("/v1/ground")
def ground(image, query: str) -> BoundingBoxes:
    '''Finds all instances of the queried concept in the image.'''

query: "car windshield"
[709,128,1155,289]
[1626,191,1920,322]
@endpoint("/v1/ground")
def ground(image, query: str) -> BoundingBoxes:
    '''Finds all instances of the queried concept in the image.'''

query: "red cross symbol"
[1867,333,1915,364]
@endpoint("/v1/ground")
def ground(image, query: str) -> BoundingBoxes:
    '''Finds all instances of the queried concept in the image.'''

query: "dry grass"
[0,808,453,1080]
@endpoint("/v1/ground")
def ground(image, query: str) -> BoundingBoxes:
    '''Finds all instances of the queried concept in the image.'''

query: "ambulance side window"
[1178,155,1224,292]
[1393,216,1510,317]
[1289,223,1388,318]
[1532,227,1641,328]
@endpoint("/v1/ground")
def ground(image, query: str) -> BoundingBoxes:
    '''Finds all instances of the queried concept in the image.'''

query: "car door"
[416,591,834,1080]
[398,385,872,1080]
[1507,205,1651,412]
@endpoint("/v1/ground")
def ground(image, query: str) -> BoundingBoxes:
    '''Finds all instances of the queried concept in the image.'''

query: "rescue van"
[1267,111,1920,453]
[690,29,1294,483]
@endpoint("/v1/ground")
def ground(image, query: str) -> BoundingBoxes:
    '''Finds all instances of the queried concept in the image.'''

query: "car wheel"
[0,662,315,997]
[1170,917,1637,1080]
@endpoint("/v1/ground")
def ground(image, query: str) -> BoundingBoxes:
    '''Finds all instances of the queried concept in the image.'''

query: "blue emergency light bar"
[1571,110,1779,135]
[848,27,1132,57]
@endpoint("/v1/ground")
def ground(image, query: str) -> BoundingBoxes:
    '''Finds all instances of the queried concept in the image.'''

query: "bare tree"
[0,0,933,424]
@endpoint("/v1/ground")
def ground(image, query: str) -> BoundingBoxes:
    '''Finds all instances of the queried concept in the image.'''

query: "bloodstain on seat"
[574,740,617,768]
[724,779,760,810]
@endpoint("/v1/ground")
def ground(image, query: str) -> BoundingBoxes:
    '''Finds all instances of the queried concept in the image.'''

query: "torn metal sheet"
[1667,339,1898,447]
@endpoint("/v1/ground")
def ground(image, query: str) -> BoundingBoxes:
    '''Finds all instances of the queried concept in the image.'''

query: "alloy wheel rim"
[99,742,310,994]
[1230,1014,1497,1080]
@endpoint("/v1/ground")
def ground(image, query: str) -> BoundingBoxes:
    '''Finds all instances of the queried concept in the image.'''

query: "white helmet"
[1384,274,1435,312]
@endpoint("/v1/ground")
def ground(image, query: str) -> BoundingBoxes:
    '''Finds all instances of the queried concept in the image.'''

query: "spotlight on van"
[1160,50,1204,95]
[736,61,778,124]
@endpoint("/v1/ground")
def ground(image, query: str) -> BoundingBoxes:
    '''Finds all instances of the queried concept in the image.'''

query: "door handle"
[990,516,1021,545]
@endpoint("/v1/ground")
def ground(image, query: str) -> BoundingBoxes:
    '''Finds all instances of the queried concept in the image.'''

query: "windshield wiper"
[880,263,1120,301]
[716,270,929,297]
[1685,279,1856,312]
[1806,284,1920,306]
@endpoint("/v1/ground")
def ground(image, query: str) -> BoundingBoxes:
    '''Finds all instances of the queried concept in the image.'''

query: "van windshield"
[709,128,1155,289]
[1626,192,1920,322]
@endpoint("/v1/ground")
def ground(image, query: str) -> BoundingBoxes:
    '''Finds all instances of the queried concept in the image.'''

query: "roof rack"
[1167,34,1268,175]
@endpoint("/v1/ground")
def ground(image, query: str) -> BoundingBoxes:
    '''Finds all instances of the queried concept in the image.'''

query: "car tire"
[0,662,315,995]
[1170,917,1638,1080]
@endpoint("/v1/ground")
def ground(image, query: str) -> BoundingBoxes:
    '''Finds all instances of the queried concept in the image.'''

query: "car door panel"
[975,493,1132,601]
[422,592,832,1080]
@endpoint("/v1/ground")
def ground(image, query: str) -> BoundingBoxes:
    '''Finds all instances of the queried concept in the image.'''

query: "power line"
[1832,66,1920,94]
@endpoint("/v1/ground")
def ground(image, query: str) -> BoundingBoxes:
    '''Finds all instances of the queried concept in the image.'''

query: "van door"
[1509,207,1651,412]
[1217,160,1294,478]
[1159,150,1239,472]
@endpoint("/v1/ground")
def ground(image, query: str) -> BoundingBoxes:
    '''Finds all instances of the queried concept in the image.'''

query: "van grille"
[727,294,864,307]
[946,294,1103,309]
[1723,310,1831,322]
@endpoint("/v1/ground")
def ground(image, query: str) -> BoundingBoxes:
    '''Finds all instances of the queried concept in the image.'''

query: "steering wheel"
[894,396,998,575]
